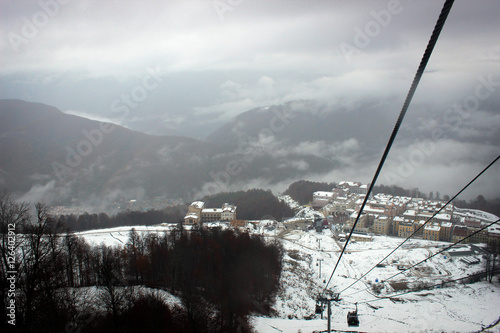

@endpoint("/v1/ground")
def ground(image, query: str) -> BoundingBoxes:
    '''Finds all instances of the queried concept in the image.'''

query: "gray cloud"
[1,0,499,201]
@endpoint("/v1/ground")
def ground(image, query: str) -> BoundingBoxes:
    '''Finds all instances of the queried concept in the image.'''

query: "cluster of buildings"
[184,201,237,226]
[313,181,499,244]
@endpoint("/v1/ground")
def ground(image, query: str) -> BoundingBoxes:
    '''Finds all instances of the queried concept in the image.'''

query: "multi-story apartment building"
[312,191,334,208]
[184,201,237,226]
[398,221,414,238]
[345,211,369,233]
[452,226,469,243]
[221,203,237,221]
[184,201,205,225]
[423,225,440,241]
[440,222,453,242]
[322,195,357,216]
[467,227,488,244]
[373,216,391,235]
[392,216,404,236]
[414,220,426,236]
[338,181,369,195]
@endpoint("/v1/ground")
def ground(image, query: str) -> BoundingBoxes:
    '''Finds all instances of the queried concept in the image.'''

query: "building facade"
[184,201,237,226]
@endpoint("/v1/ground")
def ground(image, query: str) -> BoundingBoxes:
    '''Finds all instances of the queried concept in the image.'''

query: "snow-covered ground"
[255,229,500,333]
[76,224,178,246]
[75,223,500,333]
[454,208,499,224]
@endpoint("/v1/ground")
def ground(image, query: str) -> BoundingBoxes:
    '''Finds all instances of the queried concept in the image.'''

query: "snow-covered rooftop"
[191,201,205,208]
[314,191,334,197]
[434,213,451,221]
[424,225,441,232]
[202,208,223,213]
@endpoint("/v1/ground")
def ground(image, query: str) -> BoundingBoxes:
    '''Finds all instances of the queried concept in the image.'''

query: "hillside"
[77,222,500,332]
[0,99,218,205]
[2,99,498,209]
[0,99,368,207]
[207,100,391,157]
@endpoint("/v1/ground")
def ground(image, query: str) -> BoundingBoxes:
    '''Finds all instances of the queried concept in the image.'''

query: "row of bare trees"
[56,207,185,232]
[485,238,500,283]
[0,193,283,332]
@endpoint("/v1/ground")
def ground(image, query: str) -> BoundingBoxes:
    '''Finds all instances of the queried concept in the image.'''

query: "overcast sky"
[1,0,499,200]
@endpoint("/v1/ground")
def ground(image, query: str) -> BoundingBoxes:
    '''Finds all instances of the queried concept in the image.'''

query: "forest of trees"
[372,184,427,199]
[56,206,186,232]
[204,189,295,221]
[284,180,337,205]
[56,189,297,232]
[453,195,500,217]
[0,193,283,332]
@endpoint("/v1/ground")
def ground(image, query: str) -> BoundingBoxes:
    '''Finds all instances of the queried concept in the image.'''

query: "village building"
[440,222,453,242]
[184,201,204,225]
[345,211,369,233]
[373,216,391,235]
[351,233,373,242]
[413,220,426,236]
[392,216,404,236]
[423,224,440,241]
[452,226,469,243]
[403,209,418,222]
[338,181,369,195]
[467,226,488,244]
[184,201,236,226]
[312,191,334,208]
[488,225,500,241]
[398,220,414,238]
[322,195,356,215]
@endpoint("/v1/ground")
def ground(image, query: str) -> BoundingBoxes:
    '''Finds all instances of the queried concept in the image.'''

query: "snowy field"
[75,222,500,333]
[254,229,500,333]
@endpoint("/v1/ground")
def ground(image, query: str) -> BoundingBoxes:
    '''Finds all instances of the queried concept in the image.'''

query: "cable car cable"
[339,155,499,294]
[321,0,456,297]
[356,268,500,305]
[345,218,499,297]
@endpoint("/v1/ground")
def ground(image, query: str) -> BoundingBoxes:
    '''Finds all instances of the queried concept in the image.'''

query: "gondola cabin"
[315,302,323,314]
[347,310,359,326]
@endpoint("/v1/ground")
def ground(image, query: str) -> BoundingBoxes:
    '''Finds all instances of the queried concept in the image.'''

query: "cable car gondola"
[315,301,323,314]
[347,303,359,327]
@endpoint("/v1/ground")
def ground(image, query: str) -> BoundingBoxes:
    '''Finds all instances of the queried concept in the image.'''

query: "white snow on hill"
[254,229,500,333]
[75,222,500,333]
[454,207,499,223]
[76,225,178,246]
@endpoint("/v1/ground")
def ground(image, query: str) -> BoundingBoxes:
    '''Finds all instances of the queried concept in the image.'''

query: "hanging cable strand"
[382,218,499,283]
[322,0,456,296]
[358,268,500,305]
[346,218,500,297]
[339,154,499,294]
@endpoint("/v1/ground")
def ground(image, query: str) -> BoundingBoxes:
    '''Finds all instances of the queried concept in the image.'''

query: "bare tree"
[97,245,126,331]
[0,193,30,330]
[18,203,67,331]
[126,228,145,284]
[486,239,500,283]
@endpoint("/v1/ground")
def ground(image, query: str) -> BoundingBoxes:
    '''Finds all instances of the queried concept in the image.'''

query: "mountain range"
[1,98,498,208]
[0,99,383,207]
